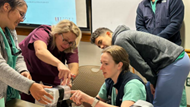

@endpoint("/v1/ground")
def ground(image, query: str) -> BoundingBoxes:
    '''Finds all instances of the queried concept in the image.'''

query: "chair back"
[72,65,105,97]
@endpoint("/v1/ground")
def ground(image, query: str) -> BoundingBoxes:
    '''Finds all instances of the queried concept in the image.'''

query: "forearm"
[15,54,28,73]
[68,63,79,77]
[0,60,34,94]
[35,48,64,67]
[85,97,117,107]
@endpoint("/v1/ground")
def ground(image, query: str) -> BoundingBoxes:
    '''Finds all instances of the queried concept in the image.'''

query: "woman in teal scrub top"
[70,45,146,107]
[0,0,53,106]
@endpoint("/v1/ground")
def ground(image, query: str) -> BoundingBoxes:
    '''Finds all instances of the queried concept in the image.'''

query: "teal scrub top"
[98,79,146,105]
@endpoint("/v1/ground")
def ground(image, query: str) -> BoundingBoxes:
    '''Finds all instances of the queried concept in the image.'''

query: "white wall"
[182,0,190,105]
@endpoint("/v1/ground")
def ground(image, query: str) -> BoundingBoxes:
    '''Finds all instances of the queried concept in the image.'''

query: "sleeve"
[11,30,28,73]
[15,54,28,73]
[122,79,146,102]
[136,2,149,33]
[157,0,184,39]
[0,52,34,94]
[28,28,50,50]
[98,82,108,101]
[66,48,79,64]
[115,35,157,87]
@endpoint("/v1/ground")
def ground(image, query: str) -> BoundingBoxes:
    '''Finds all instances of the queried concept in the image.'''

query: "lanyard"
[0,27,20,102]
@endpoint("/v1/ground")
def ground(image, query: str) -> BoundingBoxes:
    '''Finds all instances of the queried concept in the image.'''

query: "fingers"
[37,96,51,104]
[42,85,52,88]
[30,83,53,104]
[67,74,71,85]
[44,91,54,100]
[27,75,32,80]
[70,90,76,94]
[29,75,32,80]
[70,90,83,105]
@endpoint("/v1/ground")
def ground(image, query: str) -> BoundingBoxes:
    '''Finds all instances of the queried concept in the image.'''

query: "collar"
[113,70,128,90]
[144,0,162,6]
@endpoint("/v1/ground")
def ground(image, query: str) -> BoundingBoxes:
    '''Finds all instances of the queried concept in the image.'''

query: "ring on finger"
[38,98,41,102]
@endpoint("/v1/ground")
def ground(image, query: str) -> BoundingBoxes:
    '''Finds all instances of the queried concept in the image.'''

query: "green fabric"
[0,97,5,107]
[0,27,20,102]
[176,51,185,61]
[151,0,158,13]
[98,79,146,105]
[180,87,187,107]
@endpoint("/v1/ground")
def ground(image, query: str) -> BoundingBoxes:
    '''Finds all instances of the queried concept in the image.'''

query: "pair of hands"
[57,62,73,86]
[21,71,53,104]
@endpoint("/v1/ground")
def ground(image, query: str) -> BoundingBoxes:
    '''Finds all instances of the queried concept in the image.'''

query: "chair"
[71,65,105,97]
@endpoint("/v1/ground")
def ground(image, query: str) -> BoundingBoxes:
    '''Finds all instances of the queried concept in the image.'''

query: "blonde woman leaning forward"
[19,19,81,106]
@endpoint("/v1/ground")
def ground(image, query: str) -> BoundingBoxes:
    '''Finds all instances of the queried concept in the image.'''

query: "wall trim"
[185,49,190,58]
[15,28,190,51]
[16,28,91,42]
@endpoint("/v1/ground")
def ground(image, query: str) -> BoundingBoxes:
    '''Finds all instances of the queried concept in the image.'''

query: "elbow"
[35,49,44,58]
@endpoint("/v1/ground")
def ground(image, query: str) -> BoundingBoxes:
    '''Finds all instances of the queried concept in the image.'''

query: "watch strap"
[91,98,99,107]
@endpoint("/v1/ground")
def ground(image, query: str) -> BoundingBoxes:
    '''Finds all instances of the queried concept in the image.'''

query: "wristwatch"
[91,98,99,107]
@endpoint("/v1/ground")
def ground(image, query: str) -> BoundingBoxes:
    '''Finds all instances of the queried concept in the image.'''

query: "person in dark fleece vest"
[70,45,146,107]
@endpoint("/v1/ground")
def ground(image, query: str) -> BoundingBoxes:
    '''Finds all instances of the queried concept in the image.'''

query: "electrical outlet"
[186,77,190,86]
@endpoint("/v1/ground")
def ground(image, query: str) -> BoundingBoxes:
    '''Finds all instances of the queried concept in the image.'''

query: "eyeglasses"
[16,8,26,20]
[61,34,76,47]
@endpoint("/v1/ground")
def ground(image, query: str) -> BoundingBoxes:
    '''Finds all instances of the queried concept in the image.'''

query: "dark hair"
[0,0,27,12]
[91,27,112,44]
[102,45,130,71]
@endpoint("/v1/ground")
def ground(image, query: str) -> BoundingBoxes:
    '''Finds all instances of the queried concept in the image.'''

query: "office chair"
[71,65,104,97]
[68,65,104,107]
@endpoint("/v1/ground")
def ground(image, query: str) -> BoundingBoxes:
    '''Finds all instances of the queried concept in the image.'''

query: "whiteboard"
[92,0,142,32]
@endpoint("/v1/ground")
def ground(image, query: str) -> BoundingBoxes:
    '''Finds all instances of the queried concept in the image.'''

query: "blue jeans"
[153,53,190,107]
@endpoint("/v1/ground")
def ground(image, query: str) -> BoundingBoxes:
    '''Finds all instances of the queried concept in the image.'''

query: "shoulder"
[123,79,146,102]
[138,0,147,8]
[33,25,51,36]
[125,79,145,88]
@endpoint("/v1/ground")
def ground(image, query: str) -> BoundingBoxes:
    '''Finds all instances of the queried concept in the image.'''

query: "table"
[6,99,44,107]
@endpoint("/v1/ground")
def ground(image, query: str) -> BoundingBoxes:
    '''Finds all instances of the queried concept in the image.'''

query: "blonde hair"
[102,45,130,71]
[50,20,82,53]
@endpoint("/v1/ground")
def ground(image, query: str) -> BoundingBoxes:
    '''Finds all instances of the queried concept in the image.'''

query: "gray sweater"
[0,30,34,102]
[112,25,184,86]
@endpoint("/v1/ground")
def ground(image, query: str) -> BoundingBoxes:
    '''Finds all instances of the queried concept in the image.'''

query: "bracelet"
[91,98,99,107]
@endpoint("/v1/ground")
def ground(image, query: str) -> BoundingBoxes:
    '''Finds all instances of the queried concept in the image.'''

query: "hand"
[64,74,76,88]
[57,62,71,85]
[21,71,32,80]
[150,83,155,98]
[29,83,53,104]
[70,90,92,105]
